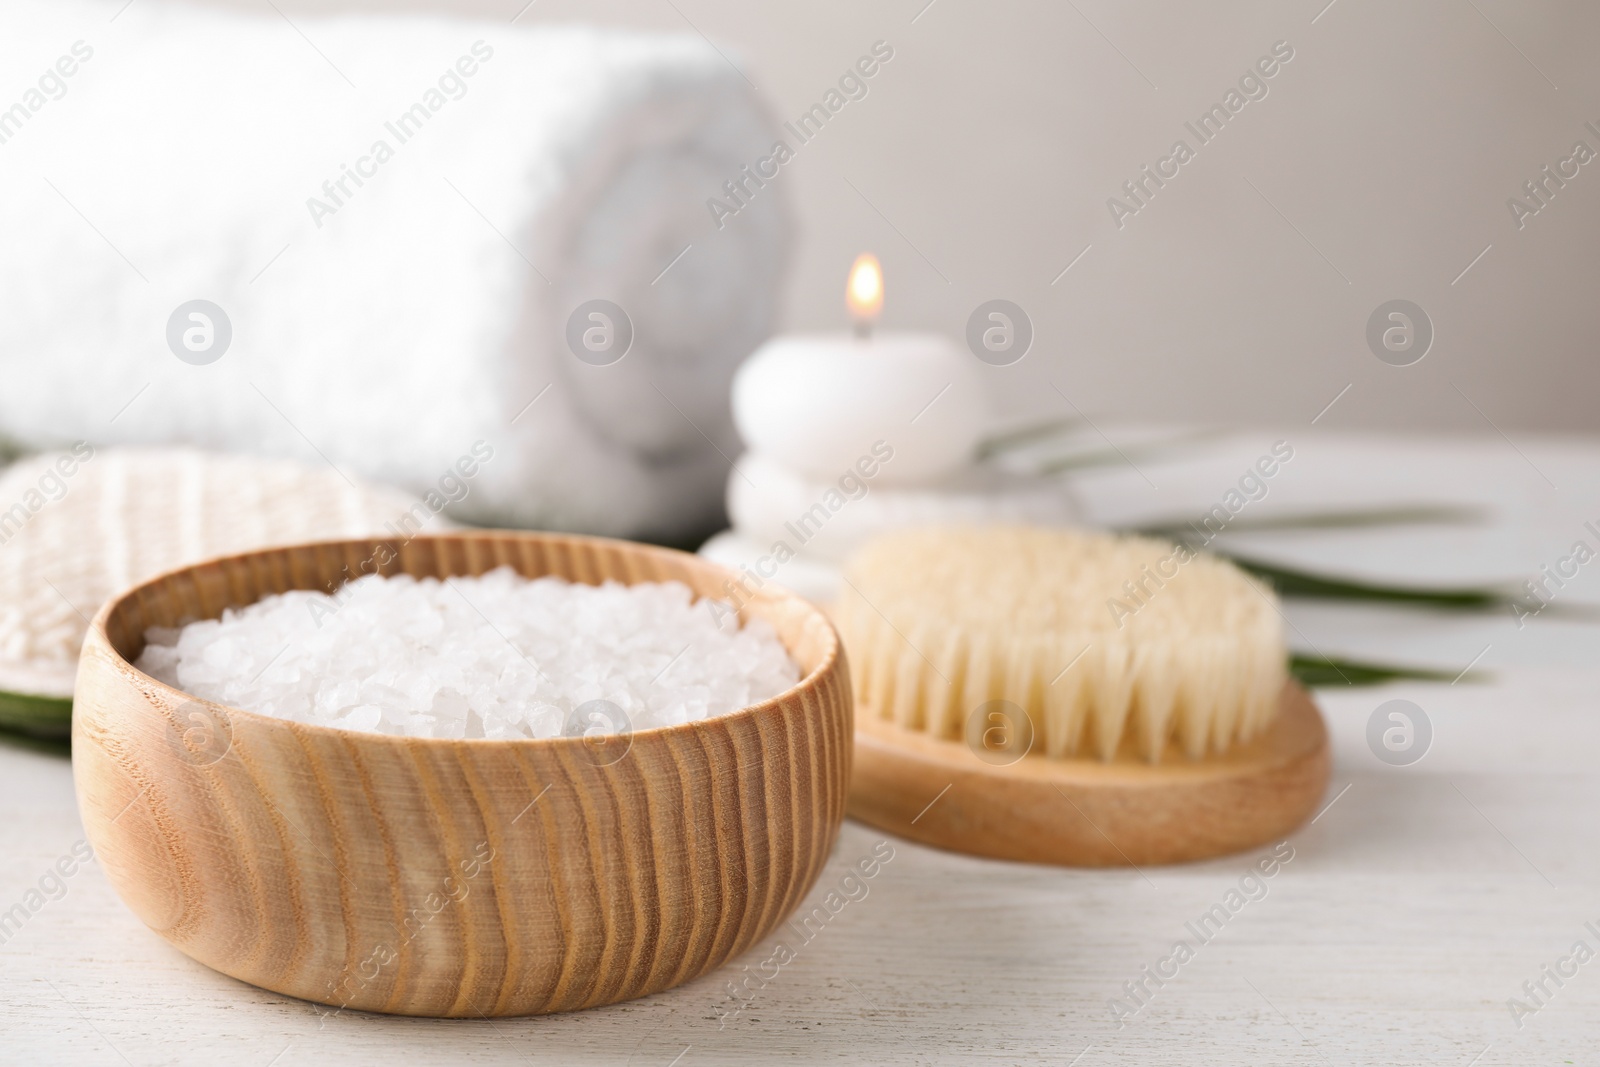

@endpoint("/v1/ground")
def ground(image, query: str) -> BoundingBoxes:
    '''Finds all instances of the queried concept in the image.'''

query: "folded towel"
[0,1,790,542]
[0,446,450,730]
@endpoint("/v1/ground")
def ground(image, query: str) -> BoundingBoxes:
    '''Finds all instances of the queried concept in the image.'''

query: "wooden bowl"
[72,533,851,1018]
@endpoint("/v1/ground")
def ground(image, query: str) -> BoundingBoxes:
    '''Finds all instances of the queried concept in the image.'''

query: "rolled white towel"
[0,1,790,542]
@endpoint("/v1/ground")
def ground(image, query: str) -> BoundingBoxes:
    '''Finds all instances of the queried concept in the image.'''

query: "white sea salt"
[134,567,801,740]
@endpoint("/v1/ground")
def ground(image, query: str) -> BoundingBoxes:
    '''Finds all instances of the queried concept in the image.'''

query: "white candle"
[731,255,988,485]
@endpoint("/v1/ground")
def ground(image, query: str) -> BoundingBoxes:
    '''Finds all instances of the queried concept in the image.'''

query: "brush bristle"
[834,526,1287,763]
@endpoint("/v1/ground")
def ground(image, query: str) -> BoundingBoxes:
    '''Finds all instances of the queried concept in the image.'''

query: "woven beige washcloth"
[0,446,449,700]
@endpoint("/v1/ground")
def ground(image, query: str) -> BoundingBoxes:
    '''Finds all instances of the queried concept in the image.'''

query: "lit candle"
[731,255,989,485]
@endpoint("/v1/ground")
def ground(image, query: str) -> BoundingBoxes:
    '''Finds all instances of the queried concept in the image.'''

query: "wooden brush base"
[848,682,1330,867]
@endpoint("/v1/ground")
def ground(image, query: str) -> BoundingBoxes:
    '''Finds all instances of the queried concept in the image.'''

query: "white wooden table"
[4,429,1597,1064]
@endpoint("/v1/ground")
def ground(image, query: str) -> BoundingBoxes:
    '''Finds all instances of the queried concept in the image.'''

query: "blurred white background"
[207,0,1599,433]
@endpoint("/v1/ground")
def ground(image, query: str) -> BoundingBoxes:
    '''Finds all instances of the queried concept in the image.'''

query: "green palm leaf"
[1289,652,1481,688]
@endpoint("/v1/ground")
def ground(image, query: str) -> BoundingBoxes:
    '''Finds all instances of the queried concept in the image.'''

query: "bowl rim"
[84,530,843,751]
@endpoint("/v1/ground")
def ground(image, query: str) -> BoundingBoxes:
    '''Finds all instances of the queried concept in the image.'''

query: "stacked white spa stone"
[699,333,1079,605]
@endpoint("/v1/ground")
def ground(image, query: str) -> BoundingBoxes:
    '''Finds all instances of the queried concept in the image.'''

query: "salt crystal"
[134,568,802,740]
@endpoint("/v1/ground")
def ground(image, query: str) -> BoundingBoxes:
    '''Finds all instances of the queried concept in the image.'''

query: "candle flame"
[846,253,883,325]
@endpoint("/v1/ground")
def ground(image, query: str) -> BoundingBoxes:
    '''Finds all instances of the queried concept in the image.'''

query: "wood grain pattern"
[848,682,1329,867]
[71,532,852,1017]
